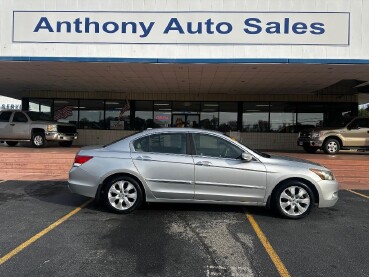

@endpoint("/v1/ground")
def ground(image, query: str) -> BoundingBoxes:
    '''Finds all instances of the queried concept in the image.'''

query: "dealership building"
[1,0,369,149]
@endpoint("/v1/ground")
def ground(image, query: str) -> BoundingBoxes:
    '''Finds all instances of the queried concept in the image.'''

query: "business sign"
[1,104,22,110]
[13,11,350,45]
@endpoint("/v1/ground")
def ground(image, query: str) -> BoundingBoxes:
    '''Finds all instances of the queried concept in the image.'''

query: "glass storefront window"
[172,102,200,114]
[297,103,324,131]
[79,100,104,129]
[28,98,358,133]
[30,99,53,114]
[324,103,356,127]
[135,101,154,130]
[219,102,237,132]
[29,101,40,112]
[243,102,269,132]
[54,99,78,125]
[154,101,172,128]
[200,102,219,130]
[105,100,131,130]
[172,102,200,128]
[270,103,297,133]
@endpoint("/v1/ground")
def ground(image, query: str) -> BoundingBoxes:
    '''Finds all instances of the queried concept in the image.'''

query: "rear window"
[133,133,187,155]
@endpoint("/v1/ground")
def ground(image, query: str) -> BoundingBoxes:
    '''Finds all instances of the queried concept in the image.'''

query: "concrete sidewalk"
[0,143,368,189]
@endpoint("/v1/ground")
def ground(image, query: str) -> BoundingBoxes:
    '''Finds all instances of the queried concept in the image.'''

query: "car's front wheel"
[323,138,340,155]
[103,176,143,214]
[6,141,18,147]
[273,181,315,219]
[31,132,46,148]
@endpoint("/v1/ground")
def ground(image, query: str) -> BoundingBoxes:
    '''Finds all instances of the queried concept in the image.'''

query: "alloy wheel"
[108,180,138,210]
[34,135,44,146]
[327,141,338,153]
[279,186,311,217]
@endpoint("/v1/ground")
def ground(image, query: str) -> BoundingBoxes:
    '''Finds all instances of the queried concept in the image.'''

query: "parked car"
[297,117,369,154]
[0,110,78,147]
[69,128,338,219]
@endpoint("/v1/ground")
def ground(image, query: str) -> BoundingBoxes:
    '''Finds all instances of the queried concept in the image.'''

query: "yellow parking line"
[0,198,93,265]
[346,189,369,199]
[246,213,291,277]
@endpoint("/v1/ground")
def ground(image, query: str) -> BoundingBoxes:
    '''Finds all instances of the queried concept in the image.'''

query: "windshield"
[26,112,53,121]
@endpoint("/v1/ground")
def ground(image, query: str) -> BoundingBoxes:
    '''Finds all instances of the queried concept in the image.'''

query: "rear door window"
[0,111,12,122]
[133,133,187,155]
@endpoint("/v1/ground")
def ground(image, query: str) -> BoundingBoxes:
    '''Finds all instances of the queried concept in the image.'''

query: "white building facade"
[1,0,368,149]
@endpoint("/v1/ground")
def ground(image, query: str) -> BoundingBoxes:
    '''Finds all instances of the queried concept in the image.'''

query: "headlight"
[310,168,335,180]
[311,131,321,139]
[47,124,58,132]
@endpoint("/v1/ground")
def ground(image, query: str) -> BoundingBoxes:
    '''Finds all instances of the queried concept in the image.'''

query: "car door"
[344,118,369,147]
[0,111,14,139]
[192,133,267,203]
[10,112,30,140]
[131,132,195,200]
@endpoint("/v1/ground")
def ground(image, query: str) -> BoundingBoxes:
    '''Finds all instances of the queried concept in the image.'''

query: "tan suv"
[297,117,369,154]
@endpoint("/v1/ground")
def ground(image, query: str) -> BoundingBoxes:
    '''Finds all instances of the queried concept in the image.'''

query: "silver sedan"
[68,128,339,219]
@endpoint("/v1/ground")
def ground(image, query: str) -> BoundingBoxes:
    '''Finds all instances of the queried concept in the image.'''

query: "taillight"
[74,155,93,167]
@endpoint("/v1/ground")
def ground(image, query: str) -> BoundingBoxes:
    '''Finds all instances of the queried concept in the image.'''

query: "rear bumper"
[45,132,78,141]
[68,166,99,198]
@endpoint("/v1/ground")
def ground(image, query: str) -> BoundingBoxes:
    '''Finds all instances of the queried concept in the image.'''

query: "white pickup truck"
[0,110,78,147]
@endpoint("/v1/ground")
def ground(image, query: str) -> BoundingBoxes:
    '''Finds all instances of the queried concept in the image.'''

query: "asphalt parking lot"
[0,180,368,277]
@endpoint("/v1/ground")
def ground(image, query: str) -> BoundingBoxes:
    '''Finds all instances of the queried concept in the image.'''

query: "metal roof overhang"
[0,58,369,103]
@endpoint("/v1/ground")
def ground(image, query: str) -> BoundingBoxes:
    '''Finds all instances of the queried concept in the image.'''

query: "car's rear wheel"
[32,132,45,148]
[323,138,340,154]
[273,181,314,219]
[103,176,143,214]
[6,141,18,147]
[59,141,73,147]
[303,146,318,154]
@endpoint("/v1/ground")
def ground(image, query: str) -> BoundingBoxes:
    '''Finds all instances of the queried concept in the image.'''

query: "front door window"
[192,133,243,159]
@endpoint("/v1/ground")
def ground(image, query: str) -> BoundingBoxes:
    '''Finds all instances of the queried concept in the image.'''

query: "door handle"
[137,155,152,161]
[10,123,15,126]
[196,161,213,166]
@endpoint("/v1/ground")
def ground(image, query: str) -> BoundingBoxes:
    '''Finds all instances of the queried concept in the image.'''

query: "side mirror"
[241,152,253,162]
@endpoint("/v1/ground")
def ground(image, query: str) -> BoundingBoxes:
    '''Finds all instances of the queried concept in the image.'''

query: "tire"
[6,141,18,147]
[103,176,143,214]
[303,146,318,154]
[272,180,315,219]
[323,138,340,155]
[31,132,46,148]
[59,141,73,147]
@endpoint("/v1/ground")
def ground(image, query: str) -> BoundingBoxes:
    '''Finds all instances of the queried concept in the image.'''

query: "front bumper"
[45,132,78,141]
[316,180,339,208]
[297,138,323,148]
